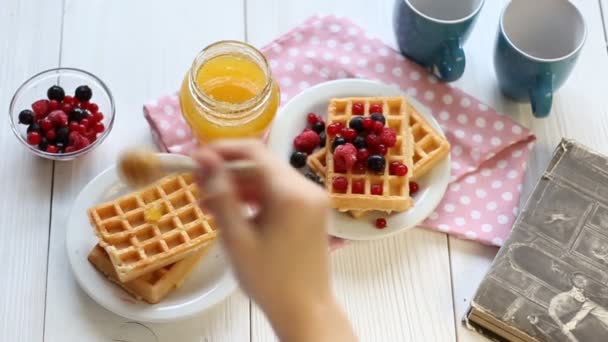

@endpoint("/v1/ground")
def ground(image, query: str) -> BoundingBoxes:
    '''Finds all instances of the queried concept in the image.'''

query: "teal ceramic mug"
[393,0,484,82]
[495,0,586,118]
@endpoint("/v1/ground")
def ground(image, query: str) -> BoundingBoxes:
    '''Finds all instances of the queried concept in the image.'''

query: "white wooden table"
[1,0,607,341]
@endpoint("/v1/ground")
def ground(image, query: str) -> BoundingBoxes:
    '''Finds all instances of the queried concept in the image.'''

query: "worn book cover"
[465,139,608,342]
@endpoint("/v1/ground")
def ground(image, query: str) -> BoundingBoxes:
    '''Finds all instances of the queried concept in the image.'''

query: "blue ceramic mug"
[495,0,586,118]
[393,0,484,82]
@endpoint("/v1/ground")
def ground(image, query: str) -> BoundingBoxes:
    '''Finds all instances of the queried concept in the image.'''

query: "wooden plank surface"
[43,1,250,341]
[0,1,62,341]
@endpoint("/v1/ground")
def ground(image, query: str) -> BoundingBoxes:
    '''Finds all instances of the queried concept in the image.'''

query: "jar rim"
[188,40,273,116]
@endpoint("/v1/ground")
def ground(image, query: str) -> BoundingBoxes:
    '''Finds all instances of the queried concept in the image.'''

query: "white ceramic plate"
[268,79,450,240]
[66,154,237,323]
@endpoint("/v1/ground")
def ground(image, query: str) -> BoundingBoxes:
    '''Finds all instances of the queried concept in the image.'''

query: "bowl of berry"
[9,68,115,160]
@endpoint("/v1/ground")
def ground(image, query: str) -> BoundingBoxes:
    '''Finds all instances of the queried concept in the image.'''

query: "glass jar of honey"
[179,41,280,142]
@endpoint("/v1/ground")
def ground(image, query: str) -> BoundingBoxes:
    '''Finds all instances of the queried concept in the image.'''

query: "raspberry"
[294,130,321,153]
[65,146,76,153]
[47,110,68,127]
[371,184,383,195]
[375,218,387,229]
[32,99,49,118]
[362,117,373,130]
[333,177,348,193]
[333,143,357,171]
[366,134,381,148]
[327,123,341,136]
[380,128,397,147]
[352,161,366,174]
[307,113,318,125]
[409,182,420,194]
[352,180,365,194]
[370,104,383,114]
[352,102,364,115]
[356,148,370,162]
[340,128,357,142]
[373,121,385,134]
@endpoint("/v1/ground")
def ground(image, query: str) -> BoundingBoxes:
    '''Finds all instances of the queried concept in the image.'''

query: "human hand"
[192,140,356,342]
[563,321,577,332]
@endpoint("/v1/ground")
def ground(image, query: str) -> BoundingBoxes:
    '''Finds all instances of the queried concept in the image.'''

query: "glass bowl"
[9,68,115,161]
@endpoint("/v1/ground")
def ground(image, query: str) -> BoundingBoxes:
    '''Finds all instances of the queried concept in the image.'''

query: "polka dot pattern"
[143,15,535,248]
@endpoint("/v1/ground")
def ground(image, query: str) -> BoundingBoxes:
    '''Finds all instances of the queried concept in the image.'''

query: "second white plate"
[268,79,450,240]
[66,154,238,323]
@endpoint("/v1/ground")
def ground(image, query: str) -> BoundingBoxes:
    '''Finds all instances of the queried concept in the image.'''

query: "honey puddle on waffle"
[309,97,449,218]
[88,173,217,284]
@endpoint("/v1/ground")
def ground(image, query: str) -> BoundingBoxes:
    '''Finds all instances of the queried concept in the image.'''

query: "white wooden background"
[1,0,607,341]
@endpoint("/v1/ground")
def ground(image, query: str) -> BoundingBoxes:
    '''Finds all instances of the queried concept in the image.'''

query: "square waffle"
[325,97,415,213]
[310,100,450,218]
[88,241,213,304]
[88,173,217,282]
[308,103,450,181]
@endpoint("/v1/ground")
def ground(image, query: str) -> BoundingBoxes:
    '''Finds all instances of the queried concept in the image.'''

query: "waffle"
[88,173,217,282]
[88,241,213,304]
[310,99,449,218]
[308,103,450,181]
[325,97,415,213]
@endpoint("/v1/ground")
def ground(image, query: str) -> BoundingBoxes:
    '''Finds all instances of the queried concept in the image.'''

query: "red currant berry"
[356,148,370,162]
[27,131,42,145]
[46,145,58,153]
[86,102,99,113]
[375,144,387,155]
[61,103,73,114]
[332,177,348,193]
[327,123,341,136]
[40,119,53,131]
[307,113,318,125]
[63,95,77,106]
[93,122,105,133]
[65,146,76,153]
[45,129,56,141]
[77,124,87,133]
[352,180,365,194]
[371,184,383,195]
[80,118,90,128]
[370,104,383,114]
[362,117,373,130]
[48,100,60,111]
[409,182,420,195]
[389,161,400,175]
[69,121,79,132]
[92,112,104,122]
[352,102,364,115]
[375,218,387,229]
[373,121,385,134]
[340,128,357,142]
[394,164,408,176]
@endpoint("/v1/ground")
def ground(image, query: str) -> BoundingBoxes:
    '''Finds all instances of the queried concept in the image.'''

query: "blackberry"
[353,135,367,149]
[370,113,386,125]
[47,85,65,102]
[290,151,308,168]
[349,116,365,133]
[331,137,347,152]
[367,154,386,173]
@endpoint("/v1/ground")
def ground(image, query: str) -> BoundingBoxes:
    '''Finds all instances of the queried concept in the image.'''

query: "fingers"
[191,148,256,253]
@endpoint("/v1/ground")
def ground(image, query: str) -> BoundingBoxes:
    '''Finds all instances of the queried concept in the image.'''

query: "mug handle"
[431,38,466,82]
[529,72,554,118]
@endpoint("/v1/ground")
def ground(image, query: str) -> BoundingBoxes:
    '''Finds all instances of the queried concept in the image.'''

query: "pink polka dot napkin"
[143,15,536,247]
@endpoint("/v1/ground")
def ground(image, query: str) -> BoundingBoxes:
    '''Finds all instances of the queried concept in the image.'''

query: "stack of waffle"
[87,173,217,303]
[308,97,450,218]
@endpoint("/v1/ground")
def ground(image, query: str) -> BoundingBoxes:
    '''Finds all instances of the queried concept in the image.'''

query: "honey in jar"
[179,41,280,141]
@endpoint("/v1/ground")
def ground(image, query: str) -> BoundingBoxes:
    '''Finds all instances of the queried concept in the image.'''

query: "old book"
[465,139,608,342]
